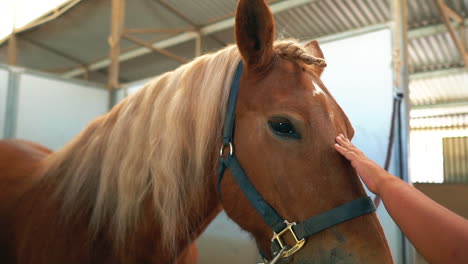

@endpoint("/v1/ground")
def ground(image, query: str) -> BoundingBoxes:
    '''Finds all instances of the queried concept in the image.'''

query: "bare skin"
[334,134,468,264]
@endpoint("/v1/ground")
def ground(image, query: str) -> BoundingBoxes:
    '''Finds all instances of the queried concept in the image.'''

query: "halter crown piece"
[217,61,376,263]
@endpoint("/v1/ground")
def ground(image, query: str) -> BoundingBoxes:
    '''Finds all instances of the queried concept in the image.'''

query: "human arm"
[334,134,468,264]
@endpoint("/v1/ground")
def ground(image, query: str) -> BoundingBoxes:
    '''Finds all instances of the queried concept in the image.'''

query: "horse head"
[217,1,394,263]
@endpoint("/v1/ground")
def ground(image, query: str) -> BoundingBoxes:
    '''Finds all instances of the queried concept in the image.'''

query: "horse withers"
[0,0,394,263]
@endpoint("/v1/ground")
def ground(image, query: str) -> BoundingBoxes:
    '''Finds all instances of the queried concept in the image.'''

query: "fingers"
[335,135,347,146]
[335,134,353,149]
[334,134,362,160]
[334,142,346,155]
[334,143,357,161]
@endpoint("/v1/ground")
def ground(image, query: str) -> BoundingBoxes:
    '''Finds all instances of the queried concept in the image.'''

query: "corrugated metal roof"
[408,0,468,27]
[443,136,468,183]
[0,0,466,74]
[408,26,467,73]
[411,113,468,129]
[410,127,468,183]
[410,69,468,106]
[273,0,390,40]
[163,0,237,26]
[0,0,466,108]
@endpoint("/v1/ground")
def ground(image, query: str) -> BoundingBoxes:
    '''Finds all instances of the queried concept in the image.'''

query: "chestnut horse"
[0,139,198,263]
[0,0,394,263]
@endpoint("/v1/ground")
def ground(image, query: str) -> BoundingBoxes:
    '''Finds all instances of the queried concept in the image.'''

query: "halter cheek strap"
[218,61,376,262]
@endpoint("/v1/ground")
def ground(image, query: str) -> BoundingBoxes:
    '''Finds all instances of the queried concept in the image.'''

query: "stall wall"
[14,72,108,150]
[414,183,468,219]
[413,183,468,264]
[119,29,404,263]
[0,67,8,138]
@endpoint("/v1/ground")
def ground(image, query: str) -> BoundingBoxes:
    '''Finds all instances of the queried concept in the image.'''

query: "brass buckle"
[271,220,306,258]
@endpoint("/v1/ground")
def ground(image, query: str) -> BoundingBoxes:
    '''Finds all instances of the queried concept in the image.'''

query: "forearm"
[379,175,468,264]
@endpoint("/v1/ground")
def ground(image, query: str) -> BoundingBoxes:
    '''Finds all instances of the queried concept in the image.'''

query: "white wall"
[197,212,258,263]
[0,67,8,138]
[117,78,150,98]
[15,73,108,150]
[320,29,404,263]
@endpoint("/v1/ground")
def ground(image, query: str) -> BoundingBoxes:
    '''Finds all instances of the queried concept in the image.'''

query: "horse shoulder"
[0,139,50,212]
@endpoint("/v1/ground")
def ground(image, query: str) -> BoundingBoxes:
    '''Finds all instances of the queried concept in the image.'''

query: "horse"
[0,0,394,263]
[0,139,198,264]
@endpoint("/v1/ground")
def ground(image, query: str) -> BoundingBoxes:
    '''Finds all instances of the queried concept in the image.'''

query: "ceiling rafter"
[434,0,468,67]
[62,0,321,78]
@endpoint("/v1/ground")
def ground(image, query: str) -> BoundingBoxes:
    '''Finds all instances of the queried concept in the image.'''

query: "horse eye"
[268,117,301,139]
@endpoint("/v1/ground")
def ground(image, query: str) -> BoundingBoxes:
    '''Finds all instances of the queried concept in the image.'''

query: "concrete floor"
[197,212,259,263]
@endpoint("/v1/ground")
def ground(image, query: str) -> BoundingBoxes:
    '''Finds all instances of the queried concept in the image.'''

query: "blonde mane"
[41,39,324,253]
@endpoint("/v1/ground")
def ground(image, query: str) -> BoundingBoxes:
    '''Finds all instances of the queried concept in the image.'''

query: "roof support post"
[8,9,18,66]
[63,0,321,78]
[195,31,202,57]
[392,0,414,263]
[3,68,19,138]
[107,0,125,109]
[7,33,17,66]
[435,0,468,67]
[82,65,89,80]
[122,33,187,63]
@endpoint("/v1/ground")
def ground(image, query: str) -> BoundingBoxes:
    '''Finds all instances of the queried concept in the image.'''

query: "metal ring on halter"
[219,142,234,156]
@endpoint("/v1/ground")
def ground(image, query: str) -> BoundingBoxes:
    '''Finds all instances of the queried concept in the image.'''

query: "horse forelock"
[39,40,326,255]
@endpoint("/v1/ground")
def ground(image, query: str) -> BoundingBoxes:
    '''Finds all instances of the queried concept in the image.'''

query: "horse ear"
[304,40,325,77]
[235,0,275,70]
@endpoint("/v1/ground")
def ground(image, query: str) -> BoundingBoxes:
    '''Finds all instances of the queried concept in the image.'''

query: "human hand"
[334,134,391,195]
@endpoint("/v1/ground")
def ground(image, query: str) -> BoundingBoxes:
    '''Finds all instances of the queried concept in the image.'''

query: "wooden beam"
[7,33,17,65]
[0,0,82,47]
[124,28,189,34]
[195,32,202,57]
[63,0,322,78]
[392,0,413,263]
[82,65,89,80]
[435,0,468,67]
[443,5,464,23]
[122,33,187,63]
[107,0,125,108]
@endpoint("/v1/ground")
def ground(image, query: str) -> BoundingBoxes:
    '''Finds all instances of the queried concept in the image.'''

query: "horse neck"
[32,93,224,262]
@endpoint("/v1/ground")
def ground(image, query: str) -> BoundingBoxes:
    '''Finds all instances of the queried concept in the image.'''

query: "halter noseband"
[217,61,376,262]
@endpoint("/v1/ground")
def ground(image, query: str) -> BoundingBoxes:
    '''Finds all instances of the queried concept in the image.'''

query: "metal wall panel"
[165,0,236,26]
[274,0,390,40]
[1,0,467,86]
[0,67,8,138]
[410,109,468,184]
[411,113,468,129]
[408,30,466,74]
[410,69,468,106]
[15,72,108,150]
[443,136,468,183]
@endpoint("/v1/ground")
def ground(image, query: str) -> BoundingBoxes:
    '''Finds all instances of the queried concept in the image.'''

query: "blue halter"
[217,61,376,261]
